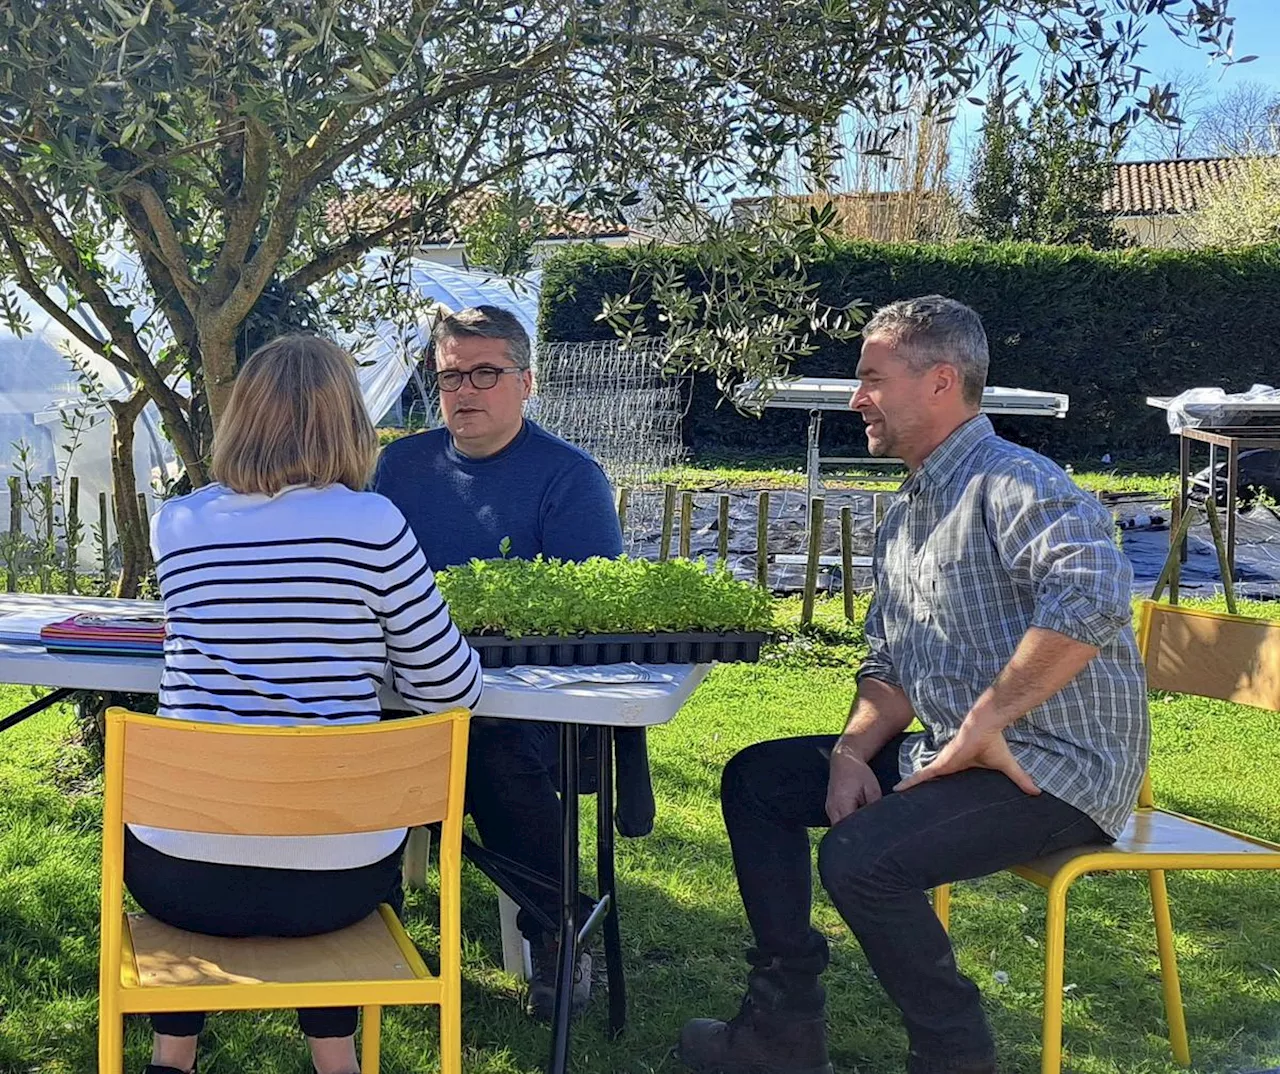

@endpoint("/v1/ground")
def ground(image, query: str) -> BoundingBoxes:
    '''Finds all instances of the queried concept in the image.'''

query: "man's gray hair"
[431,304,532,369]
[863,295,989,406]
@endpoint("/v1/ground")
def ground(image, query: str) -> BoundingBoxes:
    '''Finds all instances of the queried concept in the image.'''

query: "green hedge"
[538,241,1280,461]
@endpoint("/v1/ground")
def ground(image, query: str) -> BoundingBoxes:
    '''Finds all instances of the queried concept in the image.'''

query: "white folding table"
[0,593,710,1074]
[738,378,1070,500]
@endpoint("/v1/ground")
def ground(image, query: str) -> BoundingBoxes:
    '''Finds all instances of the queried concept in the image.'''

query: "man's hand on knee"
[826,746,883,824]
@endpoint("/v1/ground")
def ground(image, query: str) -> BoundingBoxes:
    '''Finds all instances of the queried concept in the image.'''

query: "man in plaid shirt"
[679,296,1149,1074]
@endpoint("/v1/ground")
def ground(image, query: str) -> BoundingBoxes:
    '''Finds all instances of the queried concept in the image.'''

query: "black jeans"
[721,734,1110,1070]
[466,716,565,941]
[124,829,405,1039]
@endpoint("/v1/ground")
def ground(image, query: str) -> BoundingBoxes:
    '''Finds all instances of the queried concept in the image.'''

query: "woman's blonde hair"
[211,334,377,496]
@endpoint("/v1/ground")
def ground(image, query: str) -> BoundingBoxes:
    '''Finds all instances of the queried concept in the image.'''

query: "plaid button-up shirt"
[860,415,1149,838]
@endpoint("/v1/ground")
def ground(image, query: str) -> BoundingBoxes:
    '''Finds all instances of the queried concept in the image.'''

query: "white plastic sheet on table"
[1164,384,1280,432]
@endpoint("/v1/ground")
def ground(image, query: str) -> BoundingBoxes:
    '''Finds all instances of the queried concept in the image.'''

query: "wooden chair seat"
[1014,808,1280,888]
[125,909,424,989]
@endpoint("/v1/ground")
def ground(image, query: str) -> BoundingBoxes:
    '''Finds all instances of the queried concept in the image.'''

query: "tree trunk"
[109,393,150,598]
[201,332,239,432]
[149,377,208,487]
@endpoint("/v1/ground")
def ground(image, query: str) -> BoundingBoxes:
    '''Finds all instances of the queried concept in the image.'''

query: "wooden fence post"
[136,493,152,578]
[756,491,770,589]
[840,505,855,622]
[800,496,825,626]
[99,492,111,591]
[40,477,54,592]
[616,486,630,530]
[658,483,676,562]
[65,477,80,594]
[6,476,20,593]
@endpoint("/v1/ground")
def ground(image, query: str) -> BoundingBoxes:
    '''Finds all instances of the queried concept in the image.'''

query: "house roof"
[324,189,631,245]
[1103,157,1252,216]
[730,190,949,221]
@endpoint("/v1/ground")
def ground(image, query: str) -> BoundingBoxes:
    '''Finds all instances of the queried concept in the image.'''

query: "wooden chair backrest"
[108,707,469,836]
[1139,601,1280,713]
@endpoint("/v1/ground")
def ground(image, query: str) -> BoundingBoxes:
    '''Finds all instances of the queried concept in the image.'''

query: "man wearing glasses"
[373,305,622,1021]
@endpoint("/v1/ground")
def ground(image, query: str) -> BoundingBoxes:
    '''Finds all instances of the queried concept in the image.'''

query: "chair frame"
[933,597,1280,1074]
[97,706,470,1074]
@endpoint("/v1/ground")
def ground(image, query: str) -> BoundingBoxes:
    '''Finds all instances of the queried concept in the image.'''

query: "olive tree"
[0,0,1241,590]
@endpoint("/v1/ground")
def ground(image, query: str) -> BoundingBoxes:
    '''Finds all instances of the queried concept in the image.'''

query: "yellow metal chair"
[932,600,1280,1074]
[97,705,471,1074]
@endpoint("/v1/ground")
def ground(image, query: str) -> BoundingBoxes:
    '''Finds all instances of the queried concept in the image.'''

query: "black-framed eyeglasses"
[434,366,526,392]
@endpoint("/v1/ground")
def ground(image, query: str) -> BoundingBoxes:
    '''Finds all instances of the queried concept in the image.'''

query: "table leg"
[1227,443,1240,579]
[402,827,431,892]
[547,723,580,1074]
[596,726,626,1038]
[0,687,75,734]
[1178,432,1191,567]
[806,410,822,506]
[1208,442,1217,513]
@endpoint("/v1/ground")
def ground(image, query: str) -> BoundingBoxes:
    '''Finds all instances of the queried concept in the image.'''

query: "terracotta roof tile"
[1103,157,1252,216]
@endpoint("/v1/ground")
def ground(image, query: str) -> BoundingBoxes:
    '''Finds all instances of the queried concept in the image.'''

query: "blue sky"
[946,0,1280,170]
[1138,0,1280,92]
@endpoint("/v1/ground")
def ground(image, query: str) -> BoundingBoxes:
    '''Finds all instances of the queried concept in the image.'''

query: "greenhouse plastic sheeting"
[1122,507,1280,600]
[339,253,540,425]
[1,257,175,567]
[2,245,541,567]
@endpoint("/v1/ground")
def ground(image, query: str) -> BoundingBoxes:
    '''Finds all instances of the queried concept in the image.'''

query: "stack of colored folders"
[40,613,166,657]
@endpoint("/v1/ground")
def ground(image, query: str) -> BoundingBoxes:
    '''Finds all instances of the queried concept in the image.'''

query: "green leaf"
[340,66,376,92]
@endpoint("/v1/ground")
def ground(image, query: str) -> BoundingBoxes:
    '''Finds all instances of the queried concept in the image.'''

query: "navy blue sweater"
[372,420,623,570]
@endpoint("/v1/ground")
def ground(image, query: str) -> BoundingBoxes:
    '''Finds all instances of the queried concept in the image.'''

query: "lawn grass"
[653,455,1178,501]
[371,435,1178,501]
[1,596,1278,1073]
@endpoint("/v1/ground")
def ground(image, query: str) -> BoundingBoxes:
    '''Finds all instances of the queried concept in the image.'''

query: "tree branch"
[128,239,200,370]
[0,173,33,224]
[303,44,571,194]
[291,8,476,174]
[285,205,443,291]
[207,171,305,334]
[206,117,276,304]
[287,104,497,291]
[0,215,133,376]
[622,31,842,121]
[285,147,566,291]
[0,160,205,480]
[109,124,249,186]
[119,180,202,309]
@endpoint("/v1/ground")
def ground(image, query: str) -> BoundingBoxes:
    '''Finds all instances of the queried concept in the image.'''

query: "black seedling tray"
[464,630,769,669]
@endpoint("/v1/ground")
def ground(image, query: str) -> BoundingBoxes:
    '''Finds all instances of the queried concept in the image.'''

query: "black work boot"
[906,1049,997,1074]
[677,955,833,1074]
[525,933,592,1021]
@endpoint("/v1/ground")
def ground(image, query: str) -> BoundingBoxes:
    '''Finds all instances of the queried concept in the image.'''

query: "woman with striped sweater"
[128,335,482,1074]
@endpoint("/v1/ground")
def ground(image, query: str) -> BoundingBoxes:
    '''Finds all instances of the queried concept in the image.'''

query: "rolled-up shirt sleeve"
[986,471,1133,649]
[856,591,901,687]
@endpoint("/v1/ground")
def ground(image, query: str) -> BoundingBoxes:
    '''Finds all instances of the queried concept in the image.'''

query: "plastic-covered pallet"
[1165,384,1280,432]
